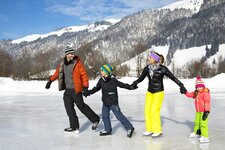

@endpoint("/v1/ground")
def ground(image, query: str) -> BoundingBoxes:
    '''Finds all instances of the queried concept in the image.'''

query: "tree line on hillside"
[0,47,59,80]
[0,44,225,80]
[1,4,224,68]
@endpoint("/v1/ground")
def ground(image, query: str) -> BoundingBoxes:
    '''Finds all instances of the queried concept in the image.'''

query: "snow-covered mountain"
[122,44,225,76]
[1,0,225,79]
[12,19,120,44]
[200,0,225,10]
[162,0,204,13]
[10,0,203,45]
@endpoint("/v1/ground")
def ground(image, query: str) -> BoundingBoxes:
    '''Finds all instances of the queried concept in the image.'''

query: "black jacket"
[89,75,132,106]
[135,65,183,93]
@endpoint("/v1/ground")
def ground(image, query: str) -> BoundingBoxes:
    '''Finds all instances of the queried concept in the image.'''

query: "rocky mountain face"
[0,9,193,65]
[90,9,193,64]
[0,1,225,68]
[200,0,225,10]
[162,2,225,64]
[0,21,113,60]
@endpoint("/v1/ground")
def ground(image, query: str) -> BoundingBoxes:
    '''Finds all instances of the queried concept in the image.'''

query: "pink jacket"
[185,88,210,112]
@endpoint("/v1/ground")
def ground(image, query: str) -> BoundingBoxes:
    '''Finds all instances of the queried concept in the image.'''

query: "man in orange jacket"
[45,46,100,134]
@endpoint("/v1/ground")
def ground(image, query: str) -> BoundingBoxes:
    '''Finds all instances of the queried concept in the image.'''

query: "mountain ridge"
[0,0,225,78]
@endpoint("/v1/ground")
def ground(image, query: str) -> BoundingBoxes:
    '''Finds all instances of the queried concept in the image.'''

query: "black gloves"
[130,84,138,90]
[129,81,138,90]
[202,111,210,121]
[83,87,91,97]
[196,129,201,135]
[180,86,187,94]
[45,80,52,89]
[132,81,138,87]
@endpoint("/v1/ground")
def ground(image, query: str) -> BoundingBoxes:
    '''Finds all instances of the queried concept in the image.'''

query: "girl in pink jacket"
[181,75,210,143]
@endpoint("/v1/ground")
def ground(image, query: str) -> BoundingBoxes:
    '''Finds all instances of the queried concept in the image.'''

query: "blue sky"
[0,0,177,40]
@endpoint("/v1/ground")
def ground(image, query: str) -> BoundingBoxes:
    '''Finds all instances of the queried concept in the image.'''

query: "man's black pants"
[63,89,99,129]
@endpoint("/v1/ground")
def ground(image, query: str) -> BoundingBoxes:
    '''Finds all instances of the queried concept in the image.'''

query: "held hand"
[132,81,138,87]
[82,87,90,97]
[180,86,187,94]
[45,80,52,89]
[202,111,210,121]
[130,84,138,90]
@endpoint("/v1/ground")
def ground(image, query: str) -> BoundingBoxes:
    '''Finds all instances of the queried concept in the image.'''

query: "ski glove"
[45,80,52,89]
[202,111,210,121]
[180,86,187,94]
[196,129,201,135]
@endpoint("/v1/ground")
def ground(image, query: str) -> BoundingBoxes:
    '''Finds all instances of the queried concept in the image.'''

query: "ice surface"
[0,76,225,150]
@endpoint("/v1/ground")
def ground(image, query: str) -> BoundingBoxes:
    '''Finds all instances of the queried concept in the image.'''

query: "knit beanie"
[149,51,160,62]
[100,64,113,75]
[195,75,205,88]
[64,46,75,55]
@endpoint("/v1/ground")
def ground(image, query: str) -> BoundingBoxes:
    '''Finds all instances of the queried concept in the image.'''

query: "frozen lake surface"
[0,77,225,150]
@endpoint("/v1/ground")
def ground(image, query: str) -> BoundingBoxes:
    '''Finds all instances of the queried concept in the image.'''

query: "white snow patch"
[162,0,204,13]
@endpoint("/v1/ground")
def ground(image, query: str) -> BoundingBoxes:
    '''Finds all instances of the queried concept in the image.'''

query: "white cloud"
[47,0,113,21]
[46,0,177,22]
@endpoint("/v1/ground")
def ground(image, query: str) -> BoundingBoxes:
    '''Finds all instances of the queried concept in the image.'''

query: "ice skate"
[189,132,198,138]
[127,128,135,138]
[152,132,162,138]
[143,131,153,136]
[64,127,79,134]
[92,120,100,130]
[99,130,111,136]
[199,136,209,143]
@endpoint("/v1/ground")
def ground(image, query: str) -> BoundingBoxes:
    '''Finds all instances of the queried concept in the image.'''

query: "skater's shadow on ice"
[79,113,104,132]
[111,116,145,134]
[79,121,93,132]
[79,118,130,134]
[79,114,143,133]
[161,116,193,131]
[127,117,145,123]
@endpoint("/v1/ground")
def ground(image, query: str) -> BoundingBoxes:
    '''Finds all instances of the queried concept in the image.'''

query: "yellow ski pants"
[145,91,164,133]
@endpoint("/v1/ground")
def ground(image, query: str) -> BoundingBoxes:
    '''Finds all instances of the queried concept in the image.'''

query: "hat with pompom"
[100,64,113,75]
[195,75,205,88]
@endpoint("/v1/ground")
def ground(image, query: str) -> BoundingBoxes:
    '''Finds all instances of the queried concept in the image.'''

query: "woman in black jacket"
[83,64,136,138]
[132,51,186,137]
